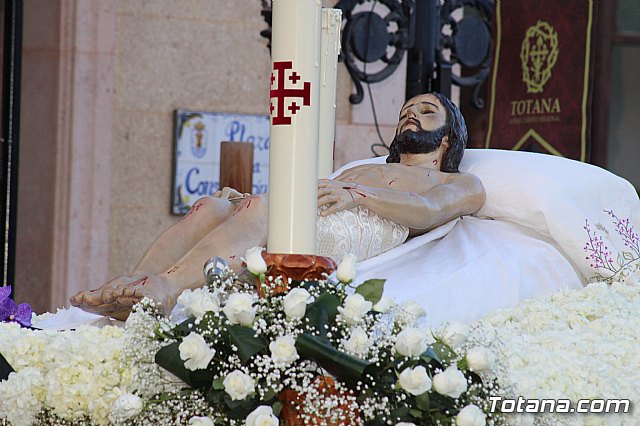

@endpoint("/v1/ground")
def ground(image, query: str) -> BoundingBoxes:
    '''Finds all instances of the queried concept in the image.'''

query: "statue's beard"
[390,126,448,156]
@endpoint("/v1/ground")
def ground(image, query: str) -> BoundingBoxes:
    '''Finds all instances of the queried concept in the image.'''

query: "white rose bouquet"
[146,252,500,425]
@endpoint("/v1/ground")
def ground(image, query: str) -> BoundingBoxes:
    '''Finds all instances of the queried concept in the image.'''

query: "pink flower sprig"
[604,209,640,257]
[583,220,616,272]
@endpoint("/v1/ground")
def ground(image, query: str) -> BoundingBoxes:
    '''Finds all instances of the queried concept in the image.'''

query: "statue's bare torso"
[336,163,446,193]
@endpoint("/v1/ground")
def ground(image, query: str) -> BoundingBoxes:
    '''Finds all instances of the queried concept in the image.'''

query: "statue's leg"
[158,193,269,292]
[132,196,237,275]
[70,194,269,318]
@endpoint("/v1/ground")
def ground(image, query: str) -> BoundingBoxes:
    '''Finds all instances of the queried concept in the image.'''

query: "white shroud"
[330,149,640,328]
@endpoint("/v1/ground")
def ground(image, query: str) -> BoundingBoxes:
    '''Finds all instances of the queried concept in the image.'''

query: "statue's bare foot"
[70,274,175,321]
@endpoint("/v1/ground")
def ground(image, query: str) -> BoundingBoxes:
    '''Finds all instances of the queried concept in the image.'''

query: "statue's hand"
[317,179,364,216]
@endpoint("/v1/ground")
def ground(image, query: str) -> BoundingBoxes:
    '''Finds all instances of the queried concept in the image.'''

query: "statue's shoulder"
[442,170,480,183]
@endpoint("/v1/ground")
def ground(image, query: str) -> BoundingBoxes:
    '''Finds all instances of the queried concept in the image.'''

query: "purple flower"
[0,286,32,327]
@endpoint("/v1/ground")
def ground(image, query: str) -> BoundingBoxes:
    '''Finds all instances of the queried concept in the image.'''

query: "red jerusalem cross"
[270,61,311,125]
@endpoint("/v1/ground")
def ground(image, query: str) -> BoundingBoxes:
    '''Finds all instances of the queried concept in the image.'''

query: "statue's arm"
[318,173,486,234]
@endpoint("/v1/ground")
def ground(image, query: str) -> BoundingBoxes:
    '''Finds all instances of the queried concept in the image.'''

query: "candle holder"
[256,253,337,297]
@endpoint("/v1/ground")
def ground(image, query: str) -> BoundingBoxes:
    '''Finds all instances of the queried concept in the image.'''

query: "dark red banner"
[484,0,594,161]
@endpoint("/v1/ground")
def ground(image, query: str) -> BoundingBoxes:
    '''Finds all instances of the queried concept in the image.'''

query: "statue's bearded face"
[391,93,449,156]
[388,92,467,173]
[390,126,448,156]
[396,93,447,136]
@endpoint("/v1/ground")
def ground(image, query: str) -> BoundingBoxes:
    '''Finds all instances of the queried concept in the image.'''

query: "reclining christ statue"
[71,92,487,320]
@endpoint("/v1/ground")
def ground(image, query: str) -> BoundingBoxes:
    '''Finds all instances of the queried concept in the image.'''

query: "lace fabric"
[317,206,409,262]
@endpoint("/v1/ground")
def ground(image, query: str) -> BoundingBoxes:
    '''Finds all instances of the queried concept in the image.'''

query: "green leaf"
[415,392,430,410]
[364,417,386,426]
[155,342,212,388]
[409,408,423,418]
[355,279,386,305]
[429,392,455,410]
[313,292,341,321]
[295,333,371,384]
[0,352,15,381]
[272,401,283,416]
[304,302,330,340]
[224,394,259,419]
[228,325,267,363]
[173,317,197,338]
[262,388,277,402]
[304,292,341,339]
[211,377,225,390]
[205,387,225,405]
[420,346,443,367]
[467,370,483,385]
[390,404,409,420]
[197,311,223,332]
[457,358,469,371]
[429,342,456,364]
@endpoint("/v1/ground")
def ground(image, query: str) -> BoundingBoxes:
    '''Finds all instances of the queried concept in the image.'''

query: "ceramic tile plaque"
[172,110,270,214]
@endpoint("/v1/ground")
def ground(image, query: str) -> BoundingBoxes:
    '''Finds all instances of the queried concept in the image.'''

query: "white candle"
[318,8,342,179]
[268,0,322,255]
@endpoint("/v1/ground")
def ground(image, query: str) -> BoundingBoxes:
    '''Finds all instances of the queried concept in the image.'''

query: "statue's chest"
[342,165,442,192]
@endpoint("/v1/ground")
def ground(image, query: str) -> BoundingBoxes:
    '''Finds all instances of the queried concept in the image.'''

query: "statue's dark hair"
[386,92,468,173]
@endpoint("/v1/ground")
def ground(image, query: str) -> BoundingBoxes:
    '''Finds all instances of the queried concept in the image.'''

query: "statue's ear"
[441,135,450,150]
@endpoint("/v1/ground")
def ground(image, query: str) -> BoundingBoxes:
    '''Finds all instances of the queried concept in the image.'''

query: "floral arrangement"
[136,250,501,425]
[0,322,132,426]
[469,274,640,426]
[0,251,501,426]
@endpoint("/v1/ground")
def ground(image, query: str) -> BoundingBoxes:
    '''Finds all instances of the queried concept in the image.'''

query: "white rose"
[432,365,468,398]
[373,295,396,313]
[223,292,257,325]
[396,423,417,426]
[189,416,215,426]
[336,253,357,283]
[465,346,495,372]
[246,405,279,426]
[402,300,427,318]
[394,327,428,357]
[179,332,216,371]
[337,294,372,324]
[269,335,299,365]
[438,320,469,348]
[456,404,486,426]
[398,365,432,396]
[223,370,256,400]
[283,288,313,319]
[244,246,267,275]
[175,287,220,318]
[112,393,143,420]
[510,413,535,426]
[342,326,372,356]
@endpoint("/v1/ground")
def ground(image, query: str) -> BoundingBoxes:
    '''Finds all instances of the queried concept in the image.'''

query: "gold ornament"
[520,20,559,94]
